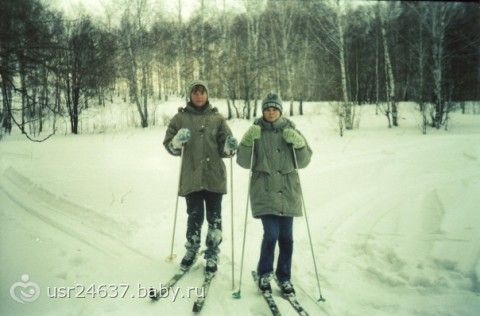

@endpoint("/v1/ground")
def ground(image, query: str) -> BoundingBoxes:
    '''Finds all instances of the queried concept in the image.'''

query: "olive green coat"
[237,117,312,218]
[163,103,233,196]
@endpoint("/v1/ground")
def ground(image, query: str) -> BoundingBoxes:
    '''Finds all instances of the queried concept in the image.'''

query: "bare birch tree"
[430,3,457,129]
[309,0,354,136]
[377,1,401,128]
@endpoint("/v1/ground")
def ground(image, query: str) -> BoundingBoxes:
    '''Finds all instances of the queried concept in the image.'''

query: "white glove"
[224,135,238,155]
[171,128,191,149]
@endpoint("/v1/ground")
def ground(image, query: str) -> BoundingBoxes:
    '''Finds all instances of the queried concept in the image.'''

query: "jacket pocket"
[252,172,269,192]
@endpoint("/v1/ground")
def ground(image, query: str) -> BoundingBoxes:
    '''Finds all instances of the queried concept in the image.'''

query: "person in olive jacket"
[237,92,312,295]
[163,80,238,274]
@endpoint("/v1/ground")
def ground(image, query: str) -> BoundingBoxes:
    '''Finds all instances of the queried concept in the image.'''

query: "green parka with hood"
[237,117,312,218]
[163,81,233,196]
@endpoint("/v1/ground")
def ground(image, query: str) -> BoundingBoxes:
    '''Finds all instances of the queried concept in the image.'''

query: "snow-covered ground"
[1,100,480,315]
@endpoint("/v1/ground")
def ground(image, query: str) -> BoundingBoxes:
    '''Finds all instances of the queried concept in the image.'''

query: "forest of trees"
[0,0,478,140]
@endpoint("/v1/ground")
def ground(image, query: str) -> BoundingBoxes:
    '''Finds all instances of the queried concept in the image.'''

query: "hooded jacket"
[237,117,312,218]
[163,102,233,196]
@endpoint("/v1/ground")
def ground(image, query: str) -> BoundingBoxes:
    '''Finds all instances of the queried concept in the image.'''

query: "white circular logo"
[10,274,40,304]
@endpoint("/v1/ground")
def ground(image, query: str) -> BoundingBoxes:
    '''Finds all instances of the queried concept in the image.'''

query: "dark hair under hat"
[262,92,283,113]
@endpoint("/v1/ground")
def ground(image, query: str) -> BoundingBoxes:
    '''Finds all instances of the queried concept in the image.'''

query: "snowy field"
[1,100,480,315]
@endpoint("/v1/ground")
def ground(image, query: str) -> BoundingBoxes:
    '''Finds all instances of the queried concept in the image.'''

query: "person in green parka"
[163,80,238,273]
[237,92,312,295]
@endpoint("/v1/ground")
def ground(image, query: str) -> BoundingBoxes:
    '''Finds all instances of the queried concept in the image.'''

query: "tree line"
[0,0,478,140]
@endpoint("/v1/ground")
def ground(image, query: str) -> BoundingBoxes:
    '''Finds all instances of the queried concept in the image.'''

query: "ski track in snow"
[294,131,480,315]
[0,166,154,262]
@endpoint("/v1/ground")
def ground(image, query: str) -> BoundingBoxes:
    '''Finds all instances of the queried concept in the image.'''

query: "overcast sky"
[48,0,248,22]
[46,0,374,26]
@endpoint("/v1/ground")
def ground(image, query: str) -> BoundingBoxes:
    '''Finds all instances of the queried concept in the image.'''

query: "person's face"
[263,107,281,122]
[190,87,208,107]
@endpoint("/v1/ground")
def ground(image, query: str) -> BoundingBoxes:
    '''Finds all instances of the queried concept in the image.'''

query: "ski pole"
[292,147,326,302]
[230,156,235,291]
[232,142,255,299]
[166,145,184,262]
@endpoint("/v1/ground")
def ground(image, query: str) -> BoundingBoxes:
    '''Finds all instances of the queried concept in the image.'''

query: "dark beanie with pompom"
[261,92,283,114]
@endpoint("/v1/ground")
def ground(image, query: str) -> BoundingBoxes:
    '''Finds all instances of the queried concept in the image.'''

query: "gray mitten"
[171,128,191,149]
[224,135,238,155]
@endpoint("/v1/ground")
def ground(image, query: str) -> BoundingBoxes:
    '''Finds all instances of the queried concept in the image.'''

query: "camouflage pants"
[184,190,223,261]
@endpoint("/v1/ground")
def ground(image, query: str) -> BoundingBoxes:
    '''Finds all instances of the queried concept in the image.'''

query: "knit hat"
[262,92,283,113]
[187,80,209,98]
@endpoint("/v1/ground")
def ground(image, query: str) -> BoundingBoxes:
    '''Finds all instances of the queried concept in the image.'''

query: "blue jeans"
[257,215,293,282]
